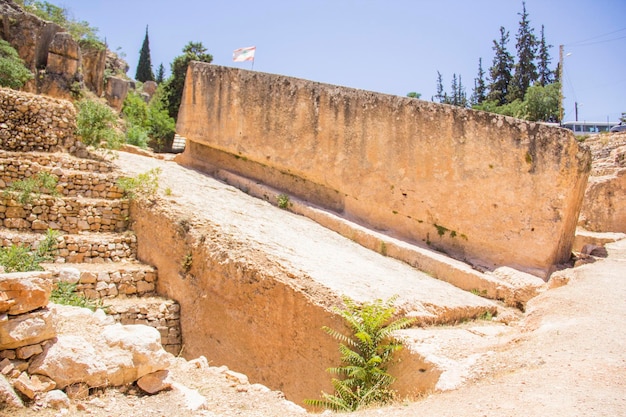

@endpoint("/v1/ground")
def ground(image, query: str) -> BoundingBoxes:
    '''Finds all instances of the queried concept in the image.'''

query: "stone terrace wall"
[176,64,591,278]
[0,87,77,152]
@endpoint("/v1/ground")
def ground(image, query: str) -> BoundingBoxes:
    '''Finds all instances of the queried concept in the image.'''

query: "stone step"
[0,194,129,233]
[103,296,182,355]
[0,150,115,174]
[42,262,157,299]
[0,156,125,200]
[0,229,138,263]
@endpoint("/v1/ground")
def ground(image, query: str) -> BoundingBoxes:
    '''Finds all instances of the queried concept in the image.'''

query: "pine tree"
[434,71,445,103]
[135,25,154,82]
[487,26,514,106]
[508,1,537,102]
[155,63,165,84]
[536,25,553,86]
[471,57,487,105]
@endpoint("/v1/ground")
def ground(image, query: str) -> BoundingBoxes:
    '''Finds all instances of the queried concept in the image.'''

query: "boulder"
[105,76,130,112]
[28,321,172,389]
[0,308,56,350]
[0,272,52,315]
[102,323,172,383]
[46,32,80,75]
[28,334,108,389]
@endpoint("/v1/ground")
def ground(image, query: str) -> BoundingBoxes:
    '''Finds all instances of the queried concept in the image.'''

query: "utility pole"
[559,45,564,123]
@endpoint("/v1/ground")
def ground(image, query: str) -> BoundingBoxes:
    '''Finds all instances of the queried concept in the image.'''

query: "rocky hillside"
[0,0,130,105]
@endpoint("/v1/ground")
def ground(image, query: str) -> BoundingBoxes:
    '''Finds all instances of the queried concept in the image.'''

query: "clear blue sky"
[58,0,625,123]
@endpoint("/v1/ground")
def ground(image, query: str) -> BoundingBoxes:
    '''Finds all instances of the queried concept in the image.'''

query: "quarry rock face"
[176,63,592,278]
[578,133,626,233]
[0,0,128,98]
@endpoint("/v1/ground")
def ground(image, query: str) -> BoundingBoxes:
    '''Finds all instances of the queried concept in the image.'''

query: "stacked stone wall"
[0,231,137,263]
[45,266,156,299]
[0,88,77,152]
[106,298,182,355]
[0,195,129,233]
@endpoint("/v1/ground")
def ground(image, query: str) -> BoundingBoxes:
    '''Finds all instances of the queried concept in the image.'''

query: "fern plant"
[306,295,416,412]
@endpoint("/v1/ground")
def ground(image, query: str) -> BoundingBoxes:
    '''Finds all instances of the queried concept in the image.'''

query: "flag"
[233,46,256,62]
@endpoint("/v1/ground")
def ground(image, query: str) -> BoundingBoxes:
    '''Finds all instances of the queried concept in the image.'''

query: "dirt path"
[354,238,626,417]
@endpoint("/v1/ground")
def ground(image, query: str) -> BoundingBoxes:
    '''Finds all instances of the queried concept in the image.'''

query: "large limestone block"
[0,308,56,350]
[0,272,52,315]
[579,168,626,233]
[102,323,172,381]
[28,335,107,389]
[29,322,171,389]
[105,76,130,112]
[46,32,80,75]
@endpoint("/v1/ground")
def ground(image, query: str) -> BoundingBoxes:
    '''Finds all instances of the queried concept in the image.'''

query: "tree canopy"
[161,41,213,120]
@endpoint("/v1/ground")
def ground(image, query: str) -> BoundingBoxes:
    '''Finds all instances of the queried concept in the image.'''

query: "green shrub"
[75,98,123,149]
[306,296,416,412]
[51,281,104,311]
[3,172,59,204]
[277,193,290,209]
[0,229,60,273]
[125,123,149,148]
[0,39,33,89]
[117,168,161,199]
[122,90,149,129]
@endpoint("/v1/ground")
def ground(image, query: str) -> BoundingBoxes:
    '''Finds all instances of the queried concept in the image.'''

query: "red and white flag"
[233,46,256,62]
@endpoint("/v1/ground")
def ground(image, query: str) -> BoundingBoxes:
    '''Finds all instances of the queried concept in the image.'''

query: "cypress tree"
[536,25,553,86]
[508,1,537,102]
[487,26,514,106]
[135,25,154,82]
[155,63,165,84]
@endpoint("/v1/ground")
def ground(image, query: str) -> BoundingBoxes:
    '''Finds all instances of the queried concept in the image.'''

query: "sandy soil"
[5,149,626,416]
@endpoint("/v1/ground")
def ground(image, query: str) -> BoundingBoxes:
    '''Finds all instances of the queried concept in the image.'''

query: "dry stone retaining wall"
[0,88,77,152]
[0,195,129,233]
[0,231,137,263]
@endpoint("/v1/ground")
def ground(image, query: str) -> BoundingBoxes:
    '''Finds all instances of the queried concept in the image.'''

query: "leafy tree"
[406,92,421,99]
[523,82,560,122]
[155,63,165,84]
[161,41,213,120]
[508,1,537,102]
[536,25,553,86]
[487,26,514,106]
[305,296,415,412]
[135,25,154,82]
[471,57,487,105]
[0,39,33,89]
[620,113,626,124]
